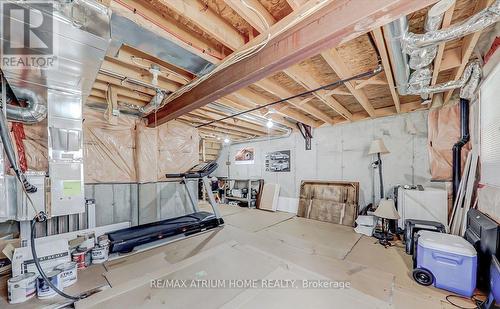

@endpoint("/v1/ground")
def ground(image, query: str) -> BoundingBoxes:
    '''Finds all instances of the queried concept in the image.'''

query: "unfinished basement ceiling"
[89,0,491,142]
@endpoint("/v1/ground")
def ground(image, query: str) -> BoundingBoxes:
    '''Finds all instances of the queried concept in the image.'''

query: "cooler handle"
[432,252,463,266]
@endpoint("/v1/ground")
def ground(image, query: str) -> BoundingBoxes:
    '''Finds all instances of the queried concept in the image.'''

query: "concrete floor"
[2,204,479,308]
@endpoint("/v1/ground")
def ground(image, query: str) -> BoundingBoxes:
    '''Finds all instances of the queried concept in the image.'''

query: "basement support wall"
[216,110,446,212]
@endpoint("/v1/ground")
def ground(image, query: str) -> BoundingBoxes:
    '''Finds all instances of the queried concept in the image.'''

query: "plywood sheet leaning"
[297,181,359,226]
[259,183,280,211]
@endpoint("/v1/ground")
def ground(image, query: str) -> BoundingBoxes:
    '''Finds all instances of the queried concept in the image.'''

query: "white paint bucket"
[8,272,37,304]
[91,245,109,264]
[36,270,62,299]
[55,262,78,287]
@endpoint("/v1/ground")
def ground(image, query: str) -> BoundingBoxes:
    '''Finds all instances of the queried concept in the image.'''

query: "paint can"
[36,270,62,299]
[55,262,78,287]
[78,232,95,249]
[8,272,37,304]
[72,249,87,269]
[97,235,110,247]
[91,245,109,264]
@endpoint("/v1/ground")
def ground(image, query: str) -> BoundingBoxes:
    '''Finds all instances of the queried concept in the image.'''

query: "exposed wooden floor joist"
[146,0,438,126]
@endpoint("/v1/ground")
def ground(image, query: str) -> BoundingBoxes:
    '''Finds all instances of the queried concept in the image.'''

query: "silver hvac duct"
[2,87,48,124]
[139,89,165,115]
[386,0,498,98]
[407,60,482,100]
[0,0,112,218]
[403,0,500,50]
[383,18,411,95]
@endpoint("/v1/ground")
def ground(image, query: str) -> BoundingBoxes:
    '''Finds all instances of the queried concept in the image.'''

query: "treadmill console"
[166,161,218,179]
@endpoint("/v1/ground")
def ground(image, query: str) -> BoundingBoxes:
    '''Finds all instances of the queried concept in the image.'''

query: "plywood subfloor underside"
[73,204,464,308]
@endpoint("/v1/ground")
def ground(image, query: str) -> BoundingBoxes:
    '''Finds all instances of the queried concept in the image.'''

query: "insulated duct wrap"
[406,60,482,98]
[403,0,500,50]
[2,87,47,124]
[138,90,165,115]
[386,0,496,99]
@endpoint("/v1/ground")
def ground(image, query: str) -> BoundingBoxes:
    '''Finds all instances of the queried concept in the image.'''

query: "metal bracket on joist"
[297,123,312,150]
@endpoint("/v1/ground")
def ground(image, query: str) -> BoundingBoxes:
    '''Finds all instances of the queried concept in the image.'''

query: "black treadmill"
[107,162,224,253]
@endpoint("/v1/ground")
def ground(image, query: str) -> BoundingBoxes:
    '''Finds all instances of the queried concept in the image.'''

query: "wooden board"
[297,181,359,226]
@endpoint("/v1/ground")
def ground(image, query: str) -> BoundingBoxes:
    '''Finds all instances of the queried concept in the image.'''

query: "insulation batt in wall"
[7,109,199,184]
[427,103,471,181]
[84,109,137,183]
[136,120,199,183]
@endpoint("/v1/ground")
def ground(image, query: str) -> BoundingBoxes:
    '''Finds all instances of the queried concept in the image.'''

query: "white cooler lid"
[417,231,477,257]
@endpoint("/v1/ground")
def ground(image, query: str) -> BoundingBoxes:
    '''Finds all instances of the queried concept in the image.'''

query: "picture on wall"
[265,150,291,172]
[234,147,255,164]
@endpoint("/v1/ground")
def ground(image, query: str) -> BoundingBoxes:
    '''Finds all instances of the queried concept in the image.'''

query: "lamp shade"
[374,199,400,219]
[368,139,390,155]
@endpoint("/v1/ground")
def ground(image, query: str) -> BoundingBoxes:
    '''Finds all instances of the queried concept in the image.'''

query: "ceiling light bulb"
[224,137,230,144]
[266,119,274,129]
[217,136,221,141]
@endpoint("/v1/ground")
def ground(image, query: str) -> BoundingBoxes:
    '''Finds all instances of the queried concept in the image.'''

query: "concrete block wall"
[216,110,445,211]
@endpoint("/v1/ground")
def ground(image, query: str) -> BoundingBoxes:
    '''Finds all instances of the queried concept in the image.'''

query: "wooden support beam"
[147,0,437,126]
[443,0,493,103]
[223,0,276,33]
[320,49,376,117]
[109,0,223,63]
[254,78,335,125]
[154,0,245,50]
[284,66,353,120]
[372,27,401,113]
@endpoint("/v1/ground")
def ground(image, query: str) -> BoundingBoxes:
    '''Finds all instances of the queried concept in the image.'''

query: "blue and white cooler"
[412,231,477,297]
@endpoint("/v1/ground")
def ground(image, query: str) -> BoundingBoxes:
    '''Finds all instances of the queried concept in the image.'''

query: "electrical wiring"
[445,294,487,309]
[154,0,331,111]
